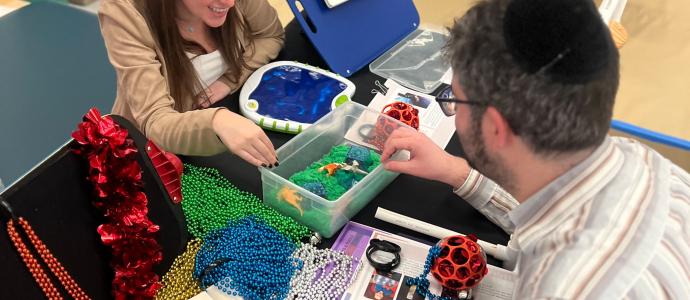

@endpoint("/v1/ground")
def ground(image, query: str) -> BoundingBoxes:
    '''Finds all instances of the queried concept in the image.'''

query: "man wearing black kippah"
[380,0,690,298]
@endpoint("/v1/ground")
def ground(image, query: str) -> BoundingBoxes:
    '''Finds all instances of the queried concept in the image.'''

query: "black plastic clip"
[198,257,233,288]
[1,196,17,221]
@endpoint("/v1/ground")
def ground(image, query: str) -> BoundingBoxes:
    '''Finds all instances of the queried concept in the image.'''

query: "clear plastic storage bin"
[260,101,408,238]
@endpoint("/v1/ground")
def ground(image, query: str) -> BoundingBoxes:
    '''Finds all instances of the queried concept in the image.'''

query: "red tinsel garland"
[72,108,163,299]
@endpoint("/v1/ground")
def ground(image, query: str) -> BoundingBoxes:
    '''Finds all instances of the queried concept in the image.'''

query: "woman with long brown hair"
[98,0,282,167]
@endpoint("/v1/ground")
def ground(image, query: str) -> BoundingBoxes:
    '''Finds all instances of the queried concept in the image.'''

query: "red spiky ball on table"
[381,102,419,130]
[431,234,488,291]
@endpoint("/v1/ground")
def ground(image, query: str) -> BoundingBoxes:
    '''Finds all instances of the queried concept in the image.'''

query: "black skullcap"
[503,0,616,83]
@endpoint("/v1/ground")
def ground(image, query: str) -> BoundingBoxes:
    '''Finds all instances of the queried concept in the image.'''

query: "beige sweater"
[98,0,284,155]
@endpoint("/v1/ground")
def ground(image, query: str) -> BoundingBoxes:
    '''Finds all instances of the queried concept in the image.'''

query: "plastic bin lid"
[369,29,450,93]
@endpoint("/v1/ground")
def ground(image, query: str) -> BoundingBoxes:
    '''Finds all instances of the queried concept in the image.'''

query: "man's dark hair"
[445,0,620,155]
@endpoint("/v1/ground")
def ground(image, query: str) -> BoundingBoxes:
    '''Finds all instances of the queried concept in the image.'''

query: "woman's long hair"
[136,0,251,109]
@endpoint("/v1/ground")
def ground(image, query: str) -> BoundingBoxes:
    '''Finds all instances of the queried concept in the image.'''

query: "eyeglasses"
[435,85,487,116]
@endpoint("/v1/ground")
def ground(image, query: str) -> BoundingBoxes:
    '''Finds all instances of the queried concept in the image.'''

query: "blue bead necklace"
[193,217,300,300]
[406,245,457,300]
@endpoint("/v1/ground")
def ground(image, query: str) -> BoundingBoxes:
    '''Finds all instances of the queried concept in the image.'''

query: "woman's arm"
[99,0,227,156]
[195,80,231,109]
[100,1,277,165]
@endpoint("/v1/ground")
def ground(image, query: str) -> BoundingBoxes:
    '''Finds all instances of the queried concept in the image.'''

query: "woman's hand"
[381,128,471,189]
[212,109,278,167]
[196,80,232,109]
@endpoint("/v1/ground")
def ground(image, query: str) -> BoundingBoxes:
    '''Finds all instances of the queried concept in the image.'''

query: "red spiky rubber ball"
[381,102,419,130]
[430,234,488,291]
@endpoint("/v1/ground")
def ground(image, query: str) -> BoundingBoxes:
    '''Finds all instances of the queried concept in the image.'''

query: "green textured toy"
[289,144,381,201]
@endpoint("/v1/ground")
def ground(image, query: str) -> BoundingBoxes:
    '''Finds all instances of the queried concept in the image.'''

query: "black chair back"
[0,115,188,299]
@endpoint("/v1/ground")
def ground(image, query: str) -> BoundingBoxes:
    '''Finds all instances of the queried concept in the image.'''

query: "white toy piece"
[324,0,349,9]
[598,0,627,23]
[239,61,355,134]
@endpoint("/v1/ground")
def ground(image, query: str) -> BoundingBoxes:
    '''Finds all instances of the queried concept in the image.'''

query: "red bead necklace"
[6,217,91,300]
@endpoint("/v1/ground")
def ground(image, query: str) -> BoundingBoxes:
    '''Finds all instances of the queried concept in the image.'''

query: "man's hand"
[381,128,471,189]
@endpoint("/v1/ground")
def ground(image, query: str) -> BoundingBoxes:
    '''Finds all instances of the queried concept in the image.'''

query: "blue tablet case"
[287,0,420,77]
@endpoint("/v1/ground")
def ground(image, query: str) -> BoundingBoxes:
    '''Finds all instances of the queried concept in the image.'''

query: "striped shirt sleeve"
[453,168,519,234]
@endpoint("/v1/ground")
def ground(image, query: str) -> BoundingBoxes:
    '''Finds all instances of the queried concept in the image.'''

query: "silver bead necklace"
[287,243,360,299]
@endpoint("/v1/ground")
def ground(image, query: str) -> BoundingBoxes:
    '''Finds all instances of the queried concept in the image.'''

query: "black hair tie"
[366,239,401,273]
[198,257,233,288]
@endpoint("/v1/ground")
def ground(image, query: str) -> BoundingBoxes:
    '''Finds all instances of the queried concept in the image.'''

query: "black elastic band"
[366,239,401,273]
[198,257,233,288]
[1,197,17,221]
[358,124,375,140]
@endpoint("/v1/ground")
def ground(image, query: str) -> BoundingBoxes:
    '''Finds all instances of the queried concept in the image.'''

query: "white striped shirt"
[454,136,690,299]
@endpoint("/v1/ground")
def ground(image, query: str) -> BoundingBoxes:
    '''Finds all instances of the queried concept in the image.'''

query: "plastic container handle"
[287,0,319,36]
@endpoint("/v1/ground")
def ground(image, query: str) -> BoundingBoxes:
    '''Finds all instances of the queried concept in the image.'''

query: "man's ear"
[482,106,514,148]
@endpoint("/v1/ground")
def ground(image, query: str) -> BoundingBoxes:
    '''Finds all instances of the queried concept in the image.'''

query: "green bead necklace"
[181,164,312,244]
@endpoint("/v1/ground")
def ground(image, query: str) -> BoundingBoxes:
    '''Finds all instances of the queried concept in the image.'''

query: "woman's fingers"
[235,149,264,167]
[257,132,277,163]
[252,141,277,167]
